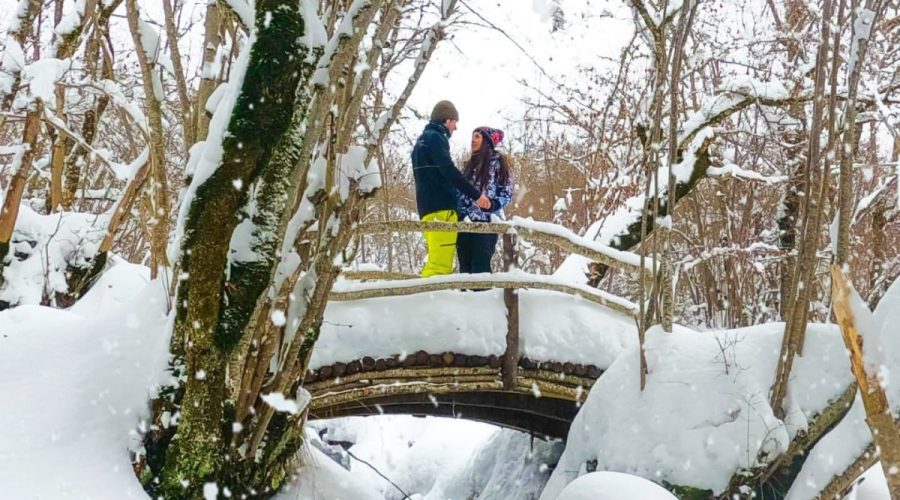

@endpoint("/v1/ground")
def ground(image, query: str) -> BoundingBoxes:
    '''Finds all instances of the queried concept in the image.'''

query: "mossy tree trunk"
[149,3,312,497]
[144,0,456,495]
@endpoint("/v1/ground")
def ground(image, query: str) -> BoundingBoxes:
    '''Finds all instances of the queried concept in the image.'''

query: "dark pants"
[457,232,498,274]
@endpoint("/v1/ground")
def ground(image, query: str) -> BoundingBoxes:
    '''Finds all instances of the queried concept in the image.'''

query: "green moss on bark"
[151,2,311,497]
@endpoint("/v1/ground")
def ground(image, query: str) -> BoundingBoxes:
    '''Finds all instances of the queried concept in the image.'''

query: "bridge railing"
[353,218,654,278]
[330,218,646,390]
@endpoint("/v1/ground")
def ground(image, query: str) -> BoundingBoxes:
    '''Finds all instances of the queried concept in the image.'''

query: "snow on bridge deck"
[313,287,637,372]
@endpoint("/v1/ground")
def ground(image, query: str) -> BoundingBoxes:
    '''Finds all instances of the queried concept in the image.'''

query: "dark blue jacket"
[412,121,481,217]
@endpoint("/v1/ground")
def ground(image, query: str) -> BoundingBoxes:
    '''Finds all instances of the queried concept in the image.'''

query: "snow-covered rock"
[556,471,677,500]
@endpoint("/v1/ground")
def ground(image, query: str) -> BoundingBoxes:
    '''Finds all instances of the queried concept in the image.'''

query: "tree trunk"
[0,103,43,274]
[831,265,900,498]
[195,0,221,143]
[162,0,195,152]
[0,0,41,112]
[148,3,311,496]
[62,1,119,211]
[836,0,887,265]
[126,0,170,278]
[770,0,836,418]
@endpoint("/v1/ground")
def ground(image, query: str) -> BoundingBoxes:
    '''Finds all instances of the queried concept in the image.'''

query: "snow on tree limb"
[222,0,255,31]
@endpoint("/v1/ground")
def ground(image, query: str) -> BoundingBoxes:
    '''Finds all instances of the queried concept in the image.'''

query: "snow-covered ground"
[0,263,169,498]
[541,278,900,500]
[1,259,897,499]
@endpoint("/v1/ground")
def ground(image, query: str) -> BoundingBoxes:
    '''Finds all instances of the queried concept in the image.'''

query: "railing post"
[502,233,519,391]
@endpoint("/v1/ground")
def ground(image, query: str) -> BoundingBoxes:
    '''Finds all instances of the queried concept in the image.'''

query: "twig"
[344,448,411,499]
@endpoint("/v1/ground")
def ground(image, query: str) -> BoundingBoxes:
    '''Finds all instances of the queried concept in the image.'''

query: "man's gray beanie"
[430,100,459,122]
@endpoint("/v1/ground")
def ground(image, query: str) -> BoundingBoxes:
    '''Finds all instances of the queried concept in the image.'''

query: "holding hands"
[476,194,491,210]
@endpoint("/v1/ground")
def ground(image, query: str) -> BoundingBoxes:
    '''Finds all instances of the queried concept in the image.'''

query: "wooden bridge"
[303,218,648,438]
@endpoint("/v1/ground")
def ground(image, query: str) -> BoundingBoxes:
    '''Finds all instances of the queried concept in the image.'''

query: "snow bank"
[68,258,151,315]
[312,288,636,369]
[556,471,677,500]
[274,445,382,500]
[0,204,109,307]
[787,277,900,500]
[541,323,851,498]
[424,427,564,499]
[0,264,170,499]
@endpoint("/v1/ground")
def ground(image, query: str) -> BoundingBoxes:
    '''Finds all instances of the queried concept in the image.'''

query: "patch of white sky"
[407,0,636,156]
[11,0,896,165]
[0,0,636,157]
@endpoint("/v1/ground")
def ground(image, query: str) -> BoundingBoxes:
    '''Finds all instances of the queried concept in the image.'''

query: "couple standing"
[411,100,514,277]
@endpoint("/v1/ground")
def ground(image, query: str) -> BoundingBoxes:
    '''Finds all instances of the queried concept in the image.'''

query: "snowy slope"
[540,323,852,498]
[310,415,562,500]
[0,264,170,499]
[786,277,900,500]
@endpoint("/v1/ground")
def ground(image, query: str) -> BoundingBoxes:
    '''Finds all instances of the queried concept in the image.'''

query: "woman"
[456,126,514,274]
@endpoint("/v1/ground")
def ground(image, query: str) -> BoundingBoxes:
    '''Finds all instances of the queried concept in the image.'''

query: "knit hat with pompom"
[474,126,504,148]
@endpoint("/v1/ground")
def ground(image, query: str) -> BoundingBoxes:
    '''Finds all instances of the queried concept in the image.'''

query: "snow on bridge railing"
[333,270,638,317]
[354,216,655,278]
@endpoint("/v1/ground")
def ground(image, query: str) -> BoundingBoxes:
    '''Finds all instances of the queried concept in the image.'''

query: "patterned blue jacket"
[457,153,514,222]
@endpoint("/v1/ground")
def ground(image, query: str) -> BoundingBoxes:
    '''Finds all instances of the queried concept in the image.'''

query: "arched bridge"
[304,218,649,439]
[305,352,603,438]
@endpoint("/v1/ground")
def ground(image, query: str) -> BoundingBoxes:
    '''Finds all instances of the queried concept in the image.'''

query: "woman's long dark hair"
[463,131,510,191]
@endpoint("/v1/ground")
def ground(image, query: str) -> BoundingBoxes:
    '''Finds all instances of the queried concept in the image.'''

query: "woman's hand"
[475,194,491,209]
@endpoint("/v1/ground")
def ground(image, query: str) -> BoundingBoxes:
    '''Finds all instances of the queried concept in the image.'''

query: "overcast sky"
[0,0,636,156]
[406,0,635,154]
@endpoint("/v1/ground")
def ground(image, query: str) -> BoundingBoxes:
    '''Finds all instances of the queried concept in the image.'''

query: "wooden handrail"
[341,270,419,281]
[355,219,653,278]
[331,272,638,316]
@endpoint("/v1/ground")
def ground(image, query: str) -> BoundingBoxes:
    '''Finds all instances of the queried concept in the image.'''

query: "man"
[412,100,490,277]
